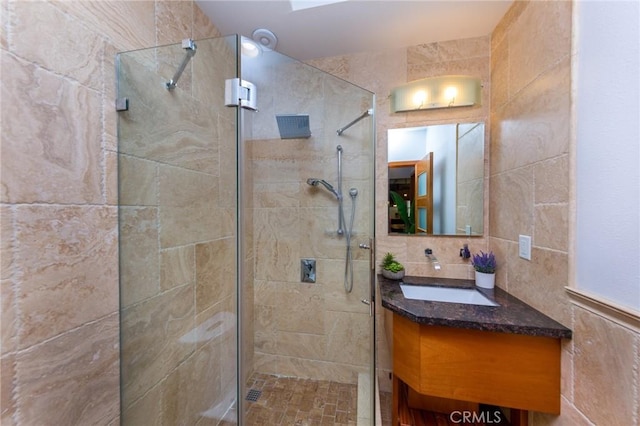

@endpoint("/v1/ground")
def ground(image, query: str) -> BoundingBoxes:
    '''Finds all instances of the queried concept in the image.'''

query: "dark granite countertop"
[379,275,572,339]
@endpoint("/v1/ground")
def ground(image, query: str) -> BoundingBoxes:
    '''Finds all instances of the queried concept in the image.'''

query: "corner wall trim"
[566,287,640,332]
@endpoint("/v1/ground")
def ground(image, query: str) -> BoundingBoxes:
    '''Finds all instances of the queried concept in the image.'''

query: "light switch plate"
[519,235,532,260]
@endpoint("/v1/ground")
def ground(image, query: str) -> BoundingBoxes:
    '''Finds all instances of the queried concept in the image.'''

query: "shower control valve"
[300,259,316,283]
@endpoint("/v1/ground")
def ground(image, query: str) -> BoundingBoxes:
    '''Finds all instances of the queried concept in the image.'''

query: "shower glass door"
[117,34,376,425]
[117,36,240,424]
[238,43,376,424]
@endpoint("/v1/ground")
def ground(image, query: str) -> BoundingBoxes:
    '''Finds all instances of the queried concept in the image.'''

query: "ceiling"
[196,1,513,61]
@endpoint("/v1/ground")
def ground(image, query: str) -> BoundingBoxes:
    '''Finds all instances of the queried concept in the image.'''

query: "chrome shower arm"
[166,39,197,90]
[336,109,372,136]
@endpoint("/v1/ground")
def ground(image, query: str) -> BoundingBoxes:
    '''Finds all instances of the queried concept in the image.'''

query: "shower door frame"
[235,86,247,424]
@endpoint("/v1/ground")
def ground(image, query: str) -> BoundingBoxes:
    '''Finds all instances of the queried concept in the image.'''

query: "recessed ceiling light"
[252,29,278,51]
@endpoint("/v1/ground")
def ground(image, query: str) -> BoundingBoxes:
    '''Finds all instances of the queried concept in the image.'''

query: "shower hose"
[342,192,357,293]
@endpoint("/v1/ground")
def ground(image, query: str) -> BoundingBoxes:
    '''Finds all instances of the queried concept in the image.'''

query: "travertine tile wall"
[0,1,222,424]
[244,57,375,384]
[491,2,639,425]
[311,36,491,276]
[309,35,491,392]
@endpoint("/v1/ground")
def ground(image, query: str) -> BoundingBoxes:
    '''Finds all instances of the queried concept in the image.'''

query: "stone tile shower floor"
[244,373,358,425]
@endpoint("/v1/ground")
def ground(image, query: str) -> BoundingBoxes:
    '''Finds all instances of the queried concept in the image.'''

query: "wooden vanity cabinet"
[391,313,562,425]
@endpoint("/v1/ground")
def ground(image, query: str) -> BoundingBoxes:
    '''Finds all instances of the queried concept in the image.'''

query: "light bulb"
[444,86,457,104]
[413,90,427,108]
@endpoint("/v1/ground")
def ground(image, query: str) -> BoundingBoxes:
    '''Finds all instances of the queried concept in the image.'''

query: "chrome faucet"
[425,248,441,270]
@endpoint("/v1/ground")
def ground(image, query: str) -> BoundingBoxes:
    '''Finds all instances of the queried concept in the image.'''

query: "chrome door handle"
[359,243,373,269]
[361,299,372,316]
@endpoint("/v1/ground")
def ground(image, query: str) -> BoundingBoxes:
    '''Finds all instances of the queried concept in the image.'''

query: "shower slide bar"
[166,39,197,90]
[337,145,344,235]
[305,145,358,293]
[336,109,373,136]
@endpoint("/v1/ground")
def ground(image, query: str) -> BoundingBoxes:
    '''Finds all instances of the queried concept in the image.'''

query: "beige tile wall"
[0,1,221,424]
[245,60,375,384]
[313,35,492,280]
[310,35,491,392]
[491,1,639,425]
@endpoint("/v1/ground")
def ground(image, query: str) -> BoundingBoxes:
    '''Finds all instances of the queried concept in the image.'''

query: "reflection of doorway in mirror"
[388,162,414,234]
[415,153,433,233]
[387,122,484,236]
[388,125,456,234]
[388,155,433,234]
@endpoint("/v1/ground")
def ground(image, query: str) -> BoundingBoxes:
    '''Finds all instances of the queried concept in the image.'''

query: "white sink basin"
[400,284,499,306]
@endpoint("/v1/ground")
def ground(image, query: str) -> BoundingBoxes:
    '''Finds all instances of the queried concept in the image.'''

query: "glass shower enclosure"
[117,35,376,425]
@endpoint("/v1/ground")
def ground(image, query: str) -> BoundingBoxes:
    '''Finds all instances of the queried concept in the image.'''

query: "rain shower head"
[307,178,339,199]
[276,114,311,139]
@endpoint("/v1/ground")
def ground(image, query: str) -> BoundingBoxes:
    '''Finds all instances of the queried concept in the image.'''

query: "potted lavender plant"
[471,250,496,289]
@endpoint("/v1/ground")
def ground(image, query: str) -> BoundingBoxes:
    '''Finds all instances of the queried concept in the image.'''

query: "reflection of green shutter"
[390,191,415,234]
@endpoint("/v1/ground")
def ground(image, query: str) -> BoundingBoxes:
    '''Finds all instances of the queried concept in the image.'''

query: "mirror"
[388,122,484,236]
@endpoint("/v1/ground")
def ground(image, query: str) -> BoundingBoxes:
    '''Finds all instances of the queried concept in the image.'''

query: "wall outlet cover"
[519,235,532,260]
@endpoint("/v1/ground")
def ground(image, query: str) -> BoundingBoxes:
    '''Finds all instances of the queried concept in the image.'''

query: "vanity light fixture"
[390,75,481,112]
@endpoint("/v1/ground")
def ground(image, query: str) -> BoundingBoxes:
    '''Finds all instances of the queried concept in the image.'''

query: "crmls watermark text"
[449,410,503,424]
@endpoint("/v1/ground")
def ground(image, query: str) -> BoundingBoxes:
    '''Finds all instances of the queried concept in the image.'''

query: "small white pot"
[382,269,405,280]
[475,271,495,289]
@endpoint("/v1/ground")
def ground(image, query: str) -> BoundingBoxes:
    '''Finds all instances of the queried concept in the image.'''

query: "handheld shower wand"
[306,177,344,235]
[306,178,340,199]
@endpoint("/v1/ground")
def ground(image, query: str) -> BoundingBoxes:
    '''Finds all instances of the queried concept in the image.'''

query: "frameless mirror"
[388,122,484,236]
